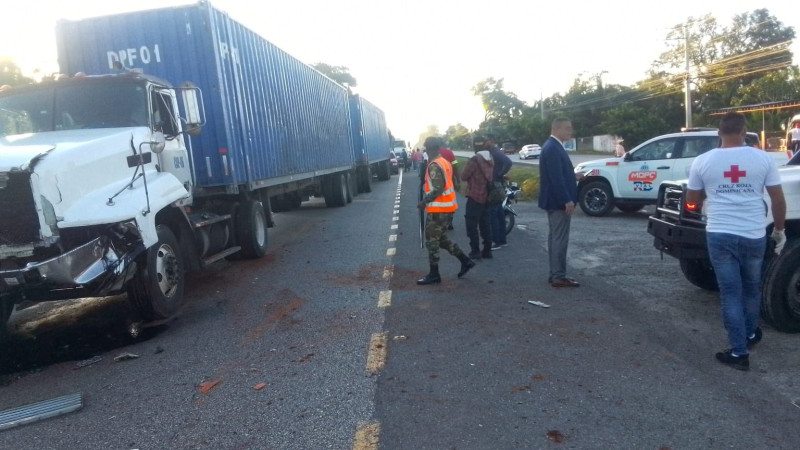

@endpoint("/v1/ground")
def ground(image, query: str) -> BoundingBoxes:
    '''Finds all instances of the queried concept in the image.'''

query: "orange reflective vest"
[424,157,457,213]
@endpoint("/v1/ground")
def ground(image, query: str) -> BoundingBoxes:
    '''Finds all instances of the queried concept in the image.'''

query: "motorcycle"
[503,182,522,235]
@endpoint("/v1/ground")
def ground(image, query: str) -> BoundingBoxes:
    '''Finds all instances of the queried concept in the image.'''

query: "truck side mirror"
[150,131,166,154]
[178,84,205,136]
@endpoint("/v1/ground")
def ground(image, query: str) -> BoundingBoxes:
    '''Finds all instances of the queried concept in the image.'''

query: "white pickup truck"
[573,128,788,216]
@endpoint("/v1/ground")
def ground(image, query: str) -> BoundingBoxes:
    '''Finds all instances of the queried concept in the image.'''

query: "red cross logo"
[724,165,746,183]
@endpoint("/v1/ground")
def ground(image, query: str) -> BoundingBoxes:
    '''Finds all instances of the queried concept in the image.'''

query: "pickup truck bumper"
[0,236,145,303]
[647,215,708,260]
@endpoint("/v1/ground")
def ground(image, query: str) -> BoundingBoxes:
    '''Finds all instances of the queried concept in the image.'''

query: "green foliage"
[451,7,800,151]
[0,57,33,86]
[310,63,357,88]
[443,123,471,150]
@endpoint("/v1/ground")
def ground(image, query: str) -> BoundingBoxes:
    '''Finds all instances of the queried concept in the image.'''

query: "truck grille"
[661,186,684,214]
[0,172,40,245]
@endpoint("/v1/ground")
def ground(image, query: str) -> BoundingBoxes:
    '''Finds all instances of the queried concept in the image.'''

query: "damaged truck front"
[0,74,203,335]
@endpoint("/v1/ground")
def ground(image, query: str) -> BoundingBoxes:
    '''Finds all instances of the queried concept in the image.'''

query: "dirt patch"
[243,289,306,344]
[327,262,387,287]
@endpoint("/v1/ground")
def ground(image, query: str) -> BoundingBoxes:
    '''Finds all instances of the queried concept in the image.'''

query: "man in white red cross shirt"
[686,112,786,371]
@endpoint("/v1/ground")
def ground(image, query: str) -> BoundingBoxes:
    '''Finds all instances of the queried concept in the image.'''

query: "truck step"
[0,392,83,431]
[190,213,232,229]
[201,246,241,266]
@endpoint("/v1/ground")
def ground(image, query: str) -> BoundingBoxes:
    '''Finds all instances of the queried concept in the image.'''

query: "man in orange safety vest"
[416,137,475,285]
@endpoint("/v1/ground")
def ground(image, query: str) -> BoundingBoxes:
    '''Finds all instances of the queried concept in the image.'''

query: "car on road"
[389,151,399,174]
[501,142,516,155]
[392,148,410,170]
[573,128,787,217]
[518,144,542,159]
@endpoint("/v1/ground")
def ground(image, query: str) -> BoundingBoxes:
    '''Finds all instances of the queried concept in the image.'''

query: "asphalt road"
[1,169,799,449]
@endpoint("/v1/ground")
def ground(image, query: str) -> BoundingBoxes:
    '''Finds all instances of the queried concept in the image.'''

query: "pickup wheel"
[127,225,184,321]
[762,238,800,333]
[679,258,719,291]
[616,204,645,213]
[236,199,268,258]
[578,181,614,216]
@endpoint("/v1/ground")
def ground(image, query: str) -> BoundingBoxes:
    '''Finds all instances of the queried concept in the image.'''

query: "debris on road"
[253,383,267,391]
[527,300,551,308]
[199,379,221,394]
[392,335,408,341]
[74,355,102,369]
[0,392,83,431]
[113,352,139,362]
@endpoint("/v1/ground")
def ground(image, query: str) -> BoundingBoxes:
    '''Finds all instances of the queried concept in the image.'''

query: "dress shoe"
[551,278,580,287]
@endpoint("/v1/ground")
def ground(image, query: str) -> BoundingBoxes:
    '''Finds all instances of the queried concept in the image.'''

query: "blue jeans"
[707,232,767,355]
[490,203,506,245]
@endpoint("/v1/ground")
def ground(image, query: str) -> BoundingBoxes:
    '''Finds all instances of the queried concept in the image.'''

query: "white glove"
[771,228,786,255]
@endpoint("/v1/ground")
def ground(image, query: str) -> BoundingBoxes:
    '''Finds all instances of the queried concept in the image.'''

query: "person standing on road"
[460,136,495,259]
[789,123,800,154]
[439,146,460,230]
[686,112,786,371]
[615,138,625,157]
[485,134,512,249]
[416,136,475,285]
[538,117,584,288]
[412,149,423,171]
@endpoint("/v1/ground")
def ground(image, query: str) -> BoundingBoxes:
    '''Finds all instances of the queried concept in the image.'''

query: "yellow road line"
[378,290,392,308]
[389,234,397,242]
[383,265,394,279]
[353,421,380,450]
[386,248,396,256]
[365,333,388,375]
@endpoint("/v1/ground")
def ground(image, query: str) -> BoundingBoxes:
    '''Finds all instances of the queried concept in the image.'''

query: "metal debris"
[74,355,102,369]
[527,300,551,308]
[113,352,139,362]
[392,335,408,341]
[0,393,83,431]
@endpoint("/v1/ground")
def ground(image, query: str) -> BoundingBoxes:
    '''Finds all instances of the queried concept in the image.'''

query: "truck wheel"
[345,172,354,203]
[358,166,372,193]
[504,210,515,235]
[377,160,391,181]
[578,181,614,216]
[127,225,184,321]
[324,173,347,207]
[236,199,268,258]
[679,258,719,291]
[762,238,800,332]
[616,204,645,213]
[0,300,13,338]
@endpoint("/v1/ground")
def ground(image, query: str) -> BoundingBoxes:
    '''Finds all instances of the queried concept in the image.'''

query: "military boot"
[457,254,476,278]
[417,265,441,285]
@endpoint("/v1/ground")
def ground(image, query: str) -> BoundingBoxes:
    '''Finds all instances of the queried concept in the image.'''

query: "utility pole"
[684,24,692,129]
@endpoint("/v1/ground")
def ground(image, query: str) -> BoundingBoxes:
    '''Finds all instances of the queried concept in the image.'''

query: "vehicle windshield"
[0,81,148,137]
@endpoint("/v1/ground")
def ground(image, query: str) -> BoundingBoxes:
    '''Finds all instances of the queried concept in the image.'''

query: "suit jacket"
[538,136,577,210]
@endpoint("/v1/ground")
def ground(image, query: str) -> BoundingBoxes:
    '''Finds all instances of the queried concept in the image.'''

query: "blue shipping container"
[348,94,391,166]
[56,2,360,191]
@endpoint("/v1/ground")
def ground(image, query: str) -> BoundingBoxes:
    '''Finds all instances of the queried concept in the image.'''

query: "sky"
[2,0,799,143]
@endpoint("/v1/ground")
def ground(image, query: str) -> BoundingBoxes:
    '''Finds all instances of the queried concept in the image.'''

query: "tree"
[443,123,472,150]
[0,57,33,86]
[416,125,440,149]
[310,63,357,89]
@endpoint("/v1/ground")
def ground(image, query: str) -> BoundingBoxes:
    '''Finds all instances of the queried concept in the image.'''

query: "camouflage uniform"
[423,162,466,265]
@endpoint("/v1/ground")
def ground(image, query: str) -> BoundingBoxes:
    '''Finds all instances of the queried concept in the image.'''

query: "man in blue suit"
[538,117,584,287]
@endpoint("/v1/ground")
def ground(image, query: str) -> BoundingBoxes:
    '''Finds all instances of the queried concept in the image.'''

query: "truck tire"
[762,238,800,333]
[377,160,390,181]
[358,166,372,193]
[127,225,184,321]
[578,181,614,216]
[616,204,645,213]
[679,258,719,291]
[324,173,348,207]
[236,199,268,258]
[0,301,13,338]
[345,172,354,203]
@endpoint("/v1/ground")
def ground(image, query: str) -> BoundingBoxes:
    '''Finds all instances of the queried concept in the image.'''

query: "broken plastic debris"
[74,355,102,369]
[113,352,139,362]
[199,379,221,394]
[253,383,267,391]
[392,335,408,341]
[527,300,551,308]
